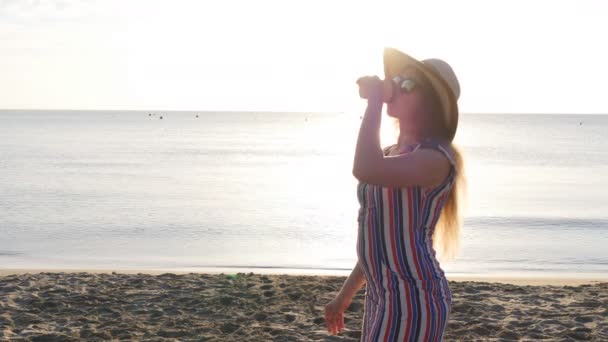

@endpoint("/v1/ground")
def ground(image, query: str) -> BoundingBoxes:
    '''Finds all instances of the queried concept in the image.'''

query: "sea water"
[1,110,607,277]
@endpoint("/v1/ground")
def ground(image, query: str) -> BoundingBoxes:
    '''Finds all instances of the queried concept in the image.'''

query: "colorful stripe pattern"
[356,139,456,342]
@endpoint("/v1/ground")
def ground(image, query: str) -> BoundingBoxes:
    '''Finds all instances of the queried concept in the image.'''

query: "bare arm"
[336,260,366,304]
[352,97,384,182]
[325,261,366,335]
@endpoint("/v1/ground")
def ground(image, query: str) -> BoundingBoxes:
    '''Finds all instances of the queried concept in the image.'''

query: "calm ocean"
[1,110,607,277]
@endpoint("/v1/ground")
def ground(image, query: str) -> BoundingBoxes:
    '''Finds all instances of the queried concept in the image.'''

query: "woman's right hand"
[324,295,351,335]
[356,75,384,102]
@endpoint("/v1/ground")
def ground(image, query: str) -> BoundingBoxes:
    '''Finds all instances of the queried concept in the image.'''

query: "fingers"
[326,316,335,335]
[324,302,346,336]
[357,75,384,100]
[325,307,335,334]
[358,75,380,83]
[325,313,340,335]
[357,75,381,85]
[326,315,344,335]
[331,315,339,335]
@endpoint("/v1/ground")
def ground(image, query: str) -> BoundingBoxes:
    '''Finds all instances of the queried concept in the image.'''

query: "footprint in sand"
[574,316,594,323]
[221,322,239,334]
[287,292,302,300]
[219,296,235,305]
[253,312,268,321]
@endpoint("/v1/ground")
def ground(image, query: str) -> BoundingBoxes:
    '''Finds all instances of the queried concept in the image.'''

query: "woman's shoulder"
[414,138,455,166]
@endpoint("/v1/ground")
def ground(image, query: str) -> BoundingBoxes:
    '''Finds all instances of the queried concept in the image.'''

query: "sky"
[1,0,608,114]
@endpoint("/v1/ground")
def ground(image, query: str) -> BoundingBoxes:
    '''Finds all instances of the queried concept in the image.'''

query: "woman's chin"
[385,112,398,119]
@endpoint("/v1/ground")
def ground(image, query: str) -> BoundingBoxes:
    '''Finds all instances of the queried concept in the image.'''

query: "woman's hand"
[356,75,384,102]
[324,295,351,335]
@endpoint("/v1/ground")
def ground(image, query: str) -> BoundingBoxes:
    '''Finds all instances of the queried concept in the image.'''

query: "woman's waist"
[365,272,452,299]
[358,254,447,284]
[377,265,446,285]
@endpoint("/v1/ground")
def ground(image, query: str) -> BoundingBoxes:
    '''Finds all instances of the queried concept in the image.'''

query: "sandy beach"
[0,270,606,341]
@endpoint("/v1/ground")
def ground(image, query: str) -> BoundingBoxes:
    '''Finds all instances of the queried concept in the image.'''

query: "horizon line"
[1,108,607,116]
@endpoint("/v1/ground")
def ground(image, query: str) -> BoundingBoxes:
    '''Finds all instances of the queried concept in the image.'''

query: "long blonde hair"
[389,80,466,261]
[433,143,466,261]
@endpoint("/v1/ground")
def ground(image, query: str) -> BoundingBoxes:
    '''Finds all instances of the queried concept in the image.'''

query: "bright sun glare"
[2,0,608,113]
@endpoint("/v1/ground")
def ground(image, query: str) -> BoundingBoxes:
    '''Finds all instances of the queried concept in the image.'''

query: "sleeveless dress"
[356,139,456,342]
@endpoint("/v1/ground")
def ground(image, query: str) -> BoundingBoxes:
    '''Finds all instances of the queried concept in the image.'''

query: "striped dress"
[356,139,456,342]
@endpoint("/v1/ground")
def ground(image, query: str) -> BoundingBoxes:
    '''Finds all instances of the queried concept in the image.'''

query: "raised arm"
[352,77,385,183]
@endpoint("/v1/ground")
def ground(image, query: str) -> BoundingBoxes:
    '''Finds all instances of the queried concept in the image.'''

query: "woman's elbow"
[352,168,375,184]
[352,167,361,180]
[352,166,368,181]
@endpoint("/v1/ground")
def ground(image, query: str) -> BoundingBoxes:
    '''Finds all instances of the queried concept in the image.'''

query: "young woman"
[325,47,465,341]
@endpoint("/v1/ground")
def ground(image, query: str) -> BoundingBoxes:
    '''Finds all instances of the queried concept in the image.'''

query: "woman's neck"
[396,131,424,151]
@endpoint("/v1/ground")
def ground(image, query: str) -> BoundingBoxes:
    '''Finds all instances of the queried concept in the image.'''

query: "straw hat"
[383,47,460,141]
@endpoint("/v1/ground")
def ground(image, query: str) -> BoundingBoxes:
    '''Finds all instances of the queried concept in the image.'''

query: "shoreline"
[1,267,606,285]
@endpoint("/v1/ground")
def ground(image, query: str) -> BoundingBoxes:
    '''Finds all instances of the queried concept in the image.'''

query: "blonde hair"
[389,86,466,262]
[393,118,467,261]
[433,143,466,261]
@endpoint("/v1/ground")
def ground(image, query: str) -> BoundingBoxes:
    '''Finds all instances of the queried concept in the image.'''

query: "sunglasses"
[391,75,418,94]
[384,74,420,103]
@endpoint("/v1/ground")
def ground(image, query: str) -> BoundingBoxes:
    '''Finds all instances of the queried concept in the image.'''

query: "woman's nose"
[382,79,394,103]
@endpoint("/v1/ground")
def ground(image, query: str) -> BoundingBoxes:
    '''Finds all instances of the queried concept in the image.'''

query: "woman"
[325,47,465,341]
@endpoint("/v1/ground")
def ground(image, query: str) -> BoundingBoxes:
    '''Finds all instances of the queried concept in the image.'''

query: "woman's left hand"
[356,75,384,102]
[324,295,350,335]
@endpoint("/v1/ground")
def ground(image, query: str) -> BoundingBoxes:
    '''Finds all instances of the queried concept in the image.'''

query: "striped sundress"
[356,139,456,342]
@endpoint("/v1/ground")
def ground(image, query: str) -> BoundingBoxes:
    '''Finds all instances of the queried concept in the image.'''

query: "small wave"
[465,216,608,230]
[0,251,22,256]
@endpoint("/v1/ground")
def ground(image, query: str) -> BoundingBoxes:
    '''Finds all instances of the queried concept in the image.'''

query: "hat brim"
[383,47,458,141]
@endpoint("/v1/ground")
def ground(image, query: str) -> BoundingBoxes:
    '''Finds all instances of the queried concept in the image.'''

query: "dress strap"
[382,144,396,156]
[416,138,456,167]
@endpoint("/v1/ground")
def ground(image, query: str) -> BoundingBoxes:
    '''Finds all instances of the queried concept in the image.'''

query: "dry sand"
[0,270,606,341]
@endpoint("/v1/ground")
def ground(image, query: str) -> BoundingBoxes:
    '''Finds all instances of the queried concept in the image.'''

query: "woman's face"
[384,68,434,130]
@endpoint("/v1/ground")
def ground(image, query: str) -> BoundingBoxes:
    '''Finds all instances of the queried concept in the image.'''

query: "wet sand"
[0,270,606,341]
